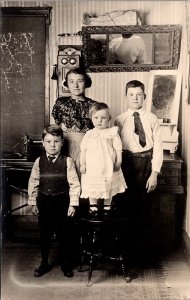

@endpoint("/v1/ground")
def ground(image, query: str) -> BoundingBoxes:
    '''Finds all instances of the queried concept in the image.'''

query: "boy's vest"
[39,154,69,196]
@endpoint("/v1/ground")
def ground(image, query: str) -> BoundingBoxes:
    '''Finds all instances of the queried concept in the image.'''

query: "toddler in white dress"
[80,102,127,214]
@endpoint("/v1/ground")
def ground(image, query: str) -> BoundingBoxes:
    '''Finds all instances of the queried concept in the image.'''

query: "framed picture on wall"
[146,70,182,125]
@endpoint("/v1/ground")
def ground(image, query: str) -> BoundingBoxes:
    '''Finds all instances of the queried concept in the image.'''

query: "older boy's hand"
[146,171,158,193]
[67,206,76,217]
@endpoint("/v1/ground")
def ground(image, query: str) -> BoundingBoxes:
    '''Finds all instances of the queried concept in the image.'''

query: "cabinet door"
[1,8,51,156]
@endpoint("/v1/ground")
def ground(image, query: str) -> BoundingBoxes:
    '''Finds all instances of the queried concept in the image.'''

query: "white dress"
[80,126,127,199]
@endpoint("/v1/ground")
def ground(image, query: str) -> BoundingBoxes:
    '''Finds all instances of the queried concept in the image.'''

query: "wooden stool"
[78,210,131,286]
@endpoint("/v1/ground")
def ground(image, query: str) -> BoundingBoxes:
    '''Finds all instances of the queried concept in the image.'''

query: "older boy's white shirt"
[28,157,80,206]
[114,108,163,173]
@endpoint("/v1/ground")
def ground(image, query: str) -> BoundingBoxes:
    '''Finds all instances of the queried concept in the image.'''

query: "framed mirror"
[81,25,181,72]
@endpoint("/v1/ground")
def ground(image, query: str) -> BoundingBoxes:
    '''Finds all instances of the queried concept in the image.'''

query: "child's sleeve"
[80,132,89,151]
[28,158,40,206]
[112,127,123,151]
[67,157,80,206]
[114,113,126,134]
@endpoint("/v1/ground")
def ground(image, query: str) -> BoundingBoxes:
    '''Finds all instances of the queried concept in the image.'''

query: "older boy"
[115,80,163,256]
[28,124,80,278]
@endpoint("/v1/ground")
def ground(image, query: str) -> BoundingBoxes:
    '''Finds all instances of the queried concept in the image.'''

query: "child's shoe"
[34,263,51,277]
[89,205,98,216]
[61,264,74,278]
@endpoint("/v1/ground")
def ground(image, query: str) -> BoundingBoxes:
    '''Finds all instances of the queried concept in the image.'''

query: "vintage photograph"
[1,1,190,300]
[146,70,182,124]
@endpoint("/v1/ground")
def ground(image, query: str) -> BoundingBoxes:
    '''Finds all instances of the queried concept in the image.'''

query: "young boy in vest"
[28,124,80,278]
[114,80,163,259]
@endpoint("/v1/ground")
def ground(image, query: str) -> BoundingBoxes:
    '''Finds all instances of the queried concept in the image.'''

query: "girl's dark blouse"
[52,97,96,133]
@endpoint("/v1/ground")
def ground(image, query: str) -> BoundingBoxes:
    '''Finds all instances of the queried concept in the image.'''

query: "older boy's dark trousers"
[37,193,72,266]
[121,151,153,239]
[115,150,154,259]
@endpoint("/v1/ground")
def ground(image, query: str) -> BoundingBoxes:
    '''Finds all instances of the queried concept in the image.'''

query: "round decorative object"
[61,58,68,65]
[70,58,77,65]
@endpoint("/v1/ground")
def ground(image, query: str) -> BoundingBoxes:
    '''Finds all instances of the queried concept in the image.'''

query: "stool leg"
[78,249,89,272]
[119,256,131,283]
[78,232,90,272]
[87,228,98,286]
[87,254,95,286]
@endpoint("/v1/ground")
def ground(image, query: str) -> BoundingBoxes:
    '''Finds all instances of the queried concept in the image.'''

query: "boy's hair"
[63,68,92,88]
[42,124,64,140]
[125,80,145,95]
[89,102,111,120]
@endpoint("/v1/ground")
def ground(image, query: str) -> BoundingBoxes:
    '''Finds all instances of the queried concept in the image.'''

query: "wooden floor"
[161,244,190,299]
[2,238,190,300]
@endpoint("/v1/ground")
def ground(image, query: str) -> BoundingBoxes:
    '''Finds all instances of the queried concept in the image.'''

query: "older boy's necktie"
[133,112,146,147]
[48,156,56,163]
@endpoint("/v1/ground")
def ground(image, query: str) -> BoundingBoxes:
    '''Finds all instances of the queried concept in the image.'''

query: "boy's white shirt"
[114,108,163,173]
[28,156,80,206]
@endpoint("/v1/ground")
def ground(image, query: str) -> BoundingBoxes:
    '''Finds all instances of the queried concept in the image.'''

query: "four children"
[28,79,163,277]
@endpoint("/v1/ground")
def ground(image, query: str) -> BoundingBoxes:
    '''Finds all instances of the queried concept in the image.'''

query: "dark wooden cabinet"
[157,152,183,194]
[1,160,35,240]
[154,152,184,249]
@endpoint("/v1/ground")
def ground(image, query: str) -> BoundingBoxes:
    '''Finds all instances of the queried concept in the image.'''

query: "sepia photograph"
[1,1,190,300]
[146,70,182,124]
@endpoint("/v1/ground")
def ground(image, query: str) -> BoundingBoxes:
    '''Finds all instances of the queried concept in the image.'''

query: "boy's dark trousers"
[120,150,154,259]
[37,193,73,268]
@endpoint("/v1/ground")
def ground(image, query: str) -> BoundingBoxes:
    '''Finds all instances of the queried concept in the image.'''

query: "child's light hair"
[89,102,111,120]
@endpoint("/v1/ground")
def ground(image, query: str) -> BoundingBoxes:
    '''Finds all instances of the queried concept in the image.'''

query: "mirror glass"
[90,34,107,65]
[154,32,171,64]
[108,33,153,65]
[82,25,181,72]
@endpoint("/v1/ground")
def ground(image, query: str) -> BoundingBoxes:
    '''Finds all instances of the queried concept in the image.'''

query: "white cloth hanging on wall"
[83,10,142,26]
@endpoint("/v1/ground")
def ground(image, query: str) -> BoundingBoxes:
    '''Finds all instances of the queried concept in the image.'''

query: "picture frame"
[146,70,182,153]
[81,25,181,72]
[146,70,182,125]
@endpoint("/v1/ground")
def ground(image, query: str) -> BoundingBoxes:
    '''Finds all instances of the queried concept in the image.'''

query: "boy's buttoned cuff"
[70,196,79,207]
